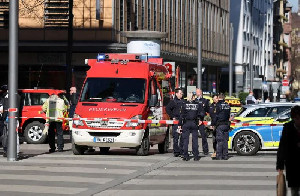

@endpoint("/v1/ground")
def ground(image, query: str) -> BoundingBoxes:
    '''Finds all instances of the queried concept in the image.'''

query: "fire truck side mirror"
[149,94,158,107]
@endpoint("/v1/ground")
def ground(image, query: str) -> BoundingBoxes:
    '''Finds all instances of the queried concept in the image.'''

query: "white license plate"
[93,137,115,143]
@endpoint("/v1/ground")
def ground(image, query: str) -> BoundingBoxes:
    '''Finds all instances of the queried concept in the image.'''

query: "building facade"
[231,0,273,97]
[273,0,293,101]
[291,9,300,98]
[0,0,230,93]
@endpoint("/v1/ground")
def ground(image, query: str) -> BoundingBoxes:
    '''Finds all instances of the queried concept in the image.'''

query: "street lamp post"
[229,23,234,97]
[8,0,19,161]
[197,1,202,89]
[249,0,254,91]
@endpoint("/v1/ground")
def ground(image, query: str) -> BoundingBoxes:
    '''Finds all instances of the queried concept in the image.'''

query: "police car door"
[272,110,290,147]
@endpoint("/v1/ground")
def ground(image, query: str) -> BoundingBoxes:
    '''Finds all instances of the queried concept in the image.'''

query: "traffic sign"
[282,79,289,86]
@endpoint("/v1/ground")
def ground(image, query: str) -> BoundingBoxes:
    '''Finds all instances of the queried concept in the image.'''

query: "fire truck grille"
[85,120,124,129]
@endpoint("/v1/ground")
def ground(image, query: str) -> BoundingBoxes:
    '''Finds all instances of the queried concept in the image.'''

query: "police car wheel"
[158,130,169,154]
[136,135,150,156]
[24,121,47,144]
[234,131,260,156]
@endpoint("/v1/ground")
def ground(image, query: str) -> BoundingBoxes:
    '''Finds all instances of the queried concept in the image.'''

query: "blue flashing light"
[97,53,106,61]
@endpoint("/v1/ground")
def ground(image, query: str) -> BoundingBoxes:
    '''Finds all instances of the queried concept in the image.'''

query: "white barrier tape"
[14,116,285,127]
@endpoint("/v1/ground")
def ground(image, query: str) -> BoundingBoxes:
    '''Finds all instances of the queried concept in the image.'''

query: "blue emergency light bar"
[97,53,106,61]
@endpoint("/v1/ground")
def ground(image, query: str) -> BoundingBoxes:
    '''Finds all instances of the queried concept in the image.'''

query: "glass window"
[247,108,269,117]
[120,0,124,31]
[81,78,146,103]
[267,106,291,117]
[30,93,49,106]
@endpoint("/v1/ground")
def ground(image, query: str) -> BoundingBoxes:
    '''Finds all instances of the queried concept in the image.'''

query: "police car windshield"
[80,78,146,103]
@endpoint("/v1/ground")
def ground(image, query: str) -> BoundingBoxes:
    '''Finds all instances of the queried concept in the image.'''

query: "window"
[170,0,173,43]
[148,0,151,30]
[247,108,269,117]
[23,93,49,106]
[142,0,145,29]
[0,1,9,28]
[120,0,124,31]
[80,78,146,103]
[127,0,131,30]
[154,0,157,31]
[135,0,138,30]
[266,106,291,118]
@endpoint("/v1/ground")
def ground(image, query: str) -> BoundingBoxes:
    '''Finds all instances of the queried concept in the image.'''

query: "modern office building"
[0,0,230,92]
[231,0,273,97]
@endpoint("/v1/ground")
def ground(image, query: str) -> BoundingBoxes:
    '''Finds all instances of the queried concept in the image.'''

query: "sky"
[289,0,298,12]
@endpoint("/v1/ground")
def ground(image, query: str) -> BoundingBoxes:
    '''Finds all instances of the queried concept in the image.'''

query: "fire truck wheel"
[100,147,110,154]
[72,140,87,155]
[136,135,150,156]
[24,121,47,144]
[158,130,170,154]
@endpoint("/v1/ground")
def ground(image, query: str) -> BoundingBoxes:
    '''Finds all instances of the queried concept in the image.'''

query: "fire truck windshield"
[80,78,146,103]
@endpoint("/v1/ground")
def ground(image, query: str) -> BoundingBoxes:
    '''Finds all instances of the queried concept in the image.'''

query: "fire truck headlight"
[73,114,84,126]
[126,115,142,127]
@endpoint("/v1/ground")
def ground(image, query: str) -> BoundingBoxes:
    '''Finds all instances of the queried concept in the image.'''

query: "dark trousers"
[212,129,217,152]
[216,124,230,159]
[0,121,4,139]
[48,121,64,150]
[199,124,209,154]
[172,124,183,155]
[182,121,199,159]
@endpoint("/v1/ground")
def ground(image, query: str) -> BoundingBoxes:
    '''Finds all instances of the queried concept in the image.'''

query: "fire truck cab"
[72,53,173,155]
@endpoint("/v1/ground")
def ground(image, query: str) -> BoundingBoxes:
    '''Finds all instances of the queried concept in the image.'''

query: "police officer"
[194,88,209,155]
[0,85,8,156]
[209,94,218,159]
[246,90,257,104]
[166,88,184,157]
[179,92,205,161]
[215,93,231,160]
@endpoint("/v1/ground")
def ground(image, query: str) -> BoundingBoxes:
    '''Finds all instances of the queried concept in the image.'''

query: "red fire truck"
[72,53,174,155]
[18,89,69,144]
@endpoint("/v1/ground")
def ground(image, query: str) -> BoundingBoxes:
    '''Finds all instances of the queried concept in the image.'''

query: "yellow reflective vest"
[42,95,66,122]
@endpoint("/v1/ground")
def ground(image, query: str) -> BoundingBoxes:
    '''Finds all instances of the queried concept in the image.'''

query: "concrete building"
[0,0,230,93]
[273,0,293,101]
[231,0,274,98]
[291,7,300,98]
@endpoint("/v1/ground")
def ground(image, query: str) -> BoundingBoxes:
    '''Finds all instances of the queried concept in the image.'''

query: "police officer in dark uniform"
[209,94,218,159]
[195,88,209,155]
[215,93,231,160]
[0,85,8,156]
[166,88,184,157]
[179,92,205,161]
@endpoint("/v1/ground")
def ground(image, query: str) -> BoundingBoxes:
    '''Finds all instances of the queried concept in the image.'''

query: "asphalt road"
[0,135,280,196]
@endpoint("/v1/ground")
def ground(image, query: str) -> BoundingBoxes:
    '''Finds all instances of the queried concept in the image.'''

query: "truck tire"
[100,147,110,154]
[24,121,47,144]
[136,134,150,156]
[72,140,86,155]
[158,131,169,154]
[234,131,260,156]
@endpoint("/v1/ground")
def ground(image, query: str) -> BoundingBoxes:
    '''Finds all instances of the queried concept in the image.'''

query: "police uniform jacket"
[166,96,184,120]
[216,100,231,124]
[195,97,209,115]
[179,100,205,126]
[209,102,218,126]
